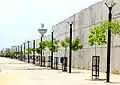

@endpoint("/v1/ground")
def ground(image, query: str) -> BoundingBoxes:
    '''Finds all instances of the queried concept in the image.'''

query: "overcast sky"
[0,0,103,50]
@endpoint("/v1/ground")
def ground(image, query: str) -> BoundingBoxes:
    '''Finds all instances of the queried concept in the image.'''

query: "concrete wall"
[51,0,120,74]
[9,0,120,74]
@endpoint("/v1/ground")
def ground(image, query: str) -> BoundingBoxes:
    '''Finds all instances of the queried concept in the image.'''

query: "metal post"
[33,40,35,64]
[105,3,115,82]
[69,23,73,73]
[40,36,43,66]
[28,41,30,63]
[51,31,53,69]
[21,45,22,61]
[18,46,19,60]
[16,46,17,59]
[23,43,25,61]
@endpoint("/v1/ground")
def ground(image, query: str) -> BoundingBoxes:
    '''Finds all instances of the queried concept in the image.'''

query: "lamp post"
[33,40,35,64]
[51,30,54,69]
[27,41,30,63]
[38,24,47,66]
[16,46,17,59]
[40,35,43,66]
[21,44,23,61]
[105,2,115,83]
[18,45,20,60]
[23,43,25,62]
[67,22,73,73]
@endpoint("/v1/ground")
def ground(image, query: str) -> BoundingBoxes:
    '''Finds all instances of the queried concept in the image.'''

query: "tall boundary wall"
[11,0,120,74]
[51,0,120,74]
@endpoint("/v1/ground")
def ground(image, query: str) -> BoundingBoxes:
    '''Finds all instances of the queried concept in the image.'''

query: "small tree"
[88,20,120,55]
[72,37,83,51]
[35,41,47,55]
[60,36,70,57]
[61,36,83,57]
[46,39,60,53]
[35,48,41,55]
[26,48,32,55]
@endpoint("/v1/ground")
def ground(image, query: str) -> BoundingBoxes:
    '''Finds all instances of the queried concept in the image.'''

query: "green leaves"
[88,20,120,46]
[100,20,120,35]
[26,48,32,54]
[46,39,60,52]
[39,41,47,51]
[19,51,23,55]
[60,40,67,48]
[35,41,47,54]
[88,24,107,46]
[60,36,70,48]
[72,37,83,51]
[35,48,41,54]
[61,36,83,51]
[6,51,16,56]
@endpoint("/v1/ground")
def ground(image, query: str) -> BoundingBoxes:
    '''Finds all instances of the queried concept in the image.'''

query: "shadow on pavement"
[107,82,120,84]
[71,71,84,74]
[86,78,106,81]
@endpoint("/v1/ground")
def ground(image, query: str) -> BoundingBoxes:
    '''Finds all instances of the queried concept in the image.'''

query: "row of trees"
[6,20,120,58]
[6,36,83,57]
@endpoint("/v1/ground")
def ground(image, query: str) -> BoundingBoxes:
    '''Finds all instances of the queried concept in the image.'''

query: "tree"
[100,20,120,35]
[46,39,60,53]
[88,20,120,55]
[60,36,70,57]
[26,48,32,55]
[35,48,41,54]
[35,41,47,55]
[61,36,83,57]
[72,37,83,51]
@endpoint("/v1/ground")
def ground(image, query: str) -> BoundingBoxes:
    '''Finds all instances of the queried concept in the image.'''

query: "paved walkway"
[0,57,120,85]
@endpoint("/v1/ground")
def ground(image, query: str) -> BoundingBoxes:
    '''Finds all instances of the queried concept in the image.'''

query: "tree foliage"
[26,48,32,55]
[39,41,47,51]
[101,20,120,35]
[6,51,16,56]
[72,37,83,51]
[88,20,120,46]
[60,36,70,48]
[88,25,107,46]
[46,39,60,52]
[61,36,83,51]
[35,41,47,54]
[35,48,41,54]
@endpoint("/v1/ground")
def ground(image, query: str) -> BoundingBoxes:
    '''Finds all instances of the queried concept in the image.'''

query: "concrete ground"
[0,57,120,85]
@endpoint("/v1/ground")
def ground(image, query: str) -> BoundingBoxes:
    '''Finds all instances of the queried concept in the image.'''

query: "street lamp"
[38,24,47,66]
[18,45,20,60]
[33,40,36,64]
[21,44,23,61]
[67,22,73,73]
[51,29,54,69]
[105,2,116,83]
[23,42,26,62]
[27,40,30,63]
[16,46,17,59]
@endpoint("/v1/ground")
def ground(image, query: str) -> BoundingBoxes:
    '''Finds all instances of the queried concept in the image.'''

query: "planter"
[60,57,67,72]
[54,57,58,70]
[92,56,100,79]
[47,56,51,67]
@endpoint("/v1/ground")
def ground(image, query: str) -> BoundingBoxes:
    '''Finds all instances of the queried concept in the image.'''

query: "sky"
[0,0,102,50]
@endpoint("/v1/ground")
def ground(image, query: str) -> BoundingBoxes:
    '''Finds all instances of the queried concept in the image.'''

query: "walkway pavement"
[0,57,120,85]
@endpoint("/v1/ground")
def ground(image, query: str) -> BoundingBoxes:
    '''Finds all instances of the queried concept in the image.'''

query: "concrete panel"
[100,47,107,72]
[114,47,120,74]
